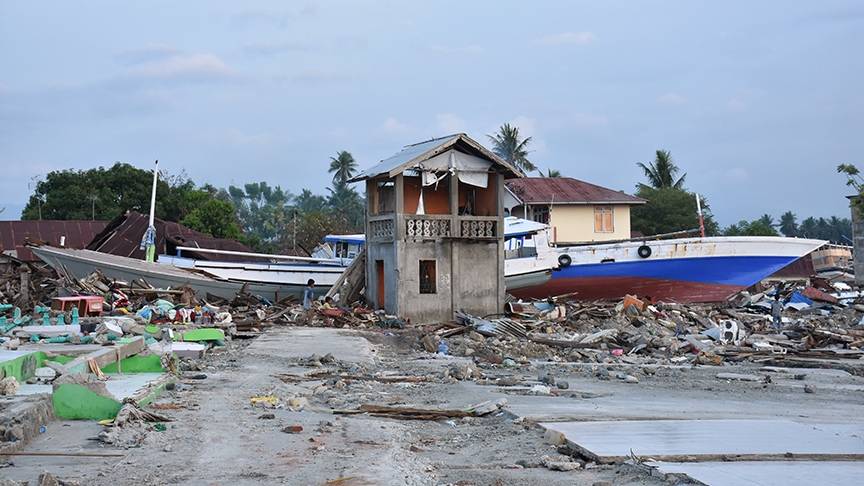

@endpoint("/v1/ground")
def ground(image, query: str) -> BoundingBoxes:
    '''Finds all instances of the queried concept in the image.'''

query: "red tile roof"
[506,178,646,205]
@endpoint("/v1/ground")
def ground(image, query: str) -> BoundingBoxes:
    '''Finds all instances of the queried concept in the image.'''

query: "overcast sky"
[1,1,861,227]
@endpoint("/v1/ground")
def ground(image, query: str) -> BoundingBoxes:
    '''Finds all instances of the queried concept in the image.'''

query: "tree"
[829,216,852,244]
[327,184,365,229]
[636,150,686,190]
[295,189,327,214]
[779,211,798,237]
[227,181,294,251]
[799,217,817,238]
[542,168,562,178]
[22,162,180,221]
[630,186,719,236]
[487,123,536,173]
[757,214,775,229]
[838,164,864,213]
[179,199,243,240]
[721,219,779,236]
[328,151,358,189]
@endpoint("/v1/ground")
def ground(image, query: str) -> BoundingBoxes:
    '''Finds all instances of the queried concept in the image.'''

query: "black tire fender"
[558,254,572,268]
[637,245,652,258]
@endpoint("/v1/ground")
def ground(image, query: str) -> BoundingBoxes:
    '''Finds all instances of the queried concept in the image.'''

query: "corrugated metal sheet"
[0,220,108,261]
[506,178,647,205]
[87,211,260,262]
[349,133,524,182]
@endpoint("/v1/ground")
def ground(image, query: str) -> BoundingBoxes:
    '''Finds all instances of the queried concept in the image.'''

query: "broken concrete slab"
[647,460,864,486]
[539,419,864,464]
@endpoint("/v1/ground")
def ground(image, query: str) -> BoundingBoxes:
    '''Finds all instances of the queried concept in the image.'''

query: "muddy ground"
[4,325,863,486]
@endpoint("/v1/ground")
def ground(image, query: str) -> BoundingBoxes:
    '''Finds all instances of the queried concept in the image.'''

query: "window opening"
[419,260,436,294]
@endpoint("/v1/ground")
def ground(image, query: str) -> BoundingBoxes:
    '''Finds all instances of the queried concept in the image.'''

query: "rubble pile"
[420,281,864,374]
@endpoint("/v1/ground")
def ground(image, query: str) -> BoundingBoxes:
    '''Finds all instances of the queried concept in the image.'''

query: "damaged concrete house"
[349,133,524,323]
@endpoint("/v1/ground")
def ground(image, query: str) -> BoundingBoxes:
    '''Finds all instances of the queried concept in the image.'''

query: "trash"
[437,341,449,355]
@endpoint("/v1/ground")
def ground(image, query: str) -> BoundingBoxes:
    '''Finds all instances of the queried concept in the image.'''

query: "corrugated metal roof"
[88,211,260,262]
[0,220,108,261]
[349,133,525,182]
[505,178,647,205]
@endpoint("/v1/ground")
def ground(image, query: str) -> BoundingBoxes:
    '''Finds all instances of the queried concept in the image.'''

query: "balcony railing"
[368,214,499,242]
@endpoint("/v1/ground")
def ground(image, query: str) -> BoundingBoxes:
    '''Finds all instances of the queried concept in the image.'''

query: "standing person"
[771,293,783,331]
[303,279,316,325]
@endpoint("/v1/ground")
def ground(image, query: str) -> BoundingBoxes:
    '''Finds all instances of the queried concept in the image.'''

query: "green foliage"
[838,164,864,214]
[22,162,171,221]
[295,189,327,214]
[730,211,850,243]
[328,151,358,189]
[180,199,243,240]
[637,150,686,190]
[542,168,562,178]
[227,181,294,252]
[488,123,536,173]
[630,186,719,236]
[779,211,798,237]
[721,220,780,236]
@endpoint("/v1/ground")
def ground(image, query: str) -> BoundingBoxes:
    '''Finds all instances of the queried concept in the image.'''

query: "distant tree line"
[21,152,365,255]
[722,212,852,244]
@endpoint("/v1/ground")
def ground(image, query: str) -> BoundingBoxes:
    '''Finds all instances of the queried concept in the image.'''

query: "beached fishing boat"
[29,218,558,302]
[27,242,330,302]
[507,235,827,303]
[158,218,558,292]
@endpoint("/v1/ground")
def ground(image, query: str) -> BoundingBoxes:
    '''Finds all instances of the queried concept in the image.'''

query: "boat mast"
[696,193,705,238]
[140,160,159,262]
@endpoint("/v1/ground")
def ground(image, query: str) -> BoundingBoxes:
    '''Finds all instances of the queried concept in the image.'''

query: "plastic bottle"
[437,341,448,355]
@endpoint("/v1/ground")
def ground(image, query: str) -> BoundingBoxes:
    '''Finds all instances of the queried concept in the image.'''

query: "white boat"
[507,235,827,303]
[27,239,355,302]
[30,220,558,302]
[159,219,558,292]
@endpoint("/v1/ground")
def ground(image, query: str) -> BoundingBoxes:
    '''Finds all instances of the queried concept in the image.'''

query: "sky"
[1,1,862,228]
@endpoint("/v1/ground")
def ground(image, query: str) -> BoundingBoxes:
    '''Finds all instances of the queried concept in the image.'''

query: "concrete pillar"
[850,197,864,286]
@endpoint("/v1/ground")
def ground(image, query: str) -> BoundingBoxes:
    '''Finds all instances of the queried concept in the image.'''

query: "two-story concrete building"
[349,134,523,323]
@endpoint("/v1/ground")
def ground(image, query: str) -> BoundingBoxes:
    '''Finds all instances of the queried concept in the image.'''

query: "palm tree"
[829,216,852,244]
[487,123,536,173]
[799,217,817,238]
[779,211,798,237]
[295,189,326,214]
[327,185,365,228]
[328,151,358,189]
[637,150,686,190]
[543,168,562,178]
[757,214,775,229]
[816,217,831,241]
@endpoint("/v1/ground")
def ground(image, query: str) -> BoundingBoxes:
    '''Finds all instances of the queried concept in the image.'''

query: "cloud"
[242,42,308,56]
[113,44,183,67]
[124,54,238,80]
[382,117,411,134]
[727,99,748,111]
[573,113,608,127]
[429,44,483,53]
[725,168,748,182]
[657,93,686,105]
[291,68,350,84]
[533,32,597,46]
[436,114,467,134]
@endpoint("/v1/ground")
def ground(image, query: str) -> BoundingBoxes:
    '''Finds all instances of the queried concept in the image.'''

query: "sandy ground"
[4,325,863,486]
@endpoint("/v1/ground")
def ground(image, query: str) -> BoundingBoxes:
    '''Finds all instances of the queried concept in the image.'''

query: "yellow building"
[504,178,647,243]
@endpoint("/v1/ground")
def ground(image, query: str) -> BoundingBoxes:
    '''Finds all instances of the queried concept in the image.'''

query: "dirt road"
[6,325,863,485]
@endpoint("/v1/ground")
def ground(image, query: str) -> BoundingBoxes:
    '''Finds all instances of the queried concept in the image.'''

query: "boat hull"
[29,245,323,302]
[509,237,826,303]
